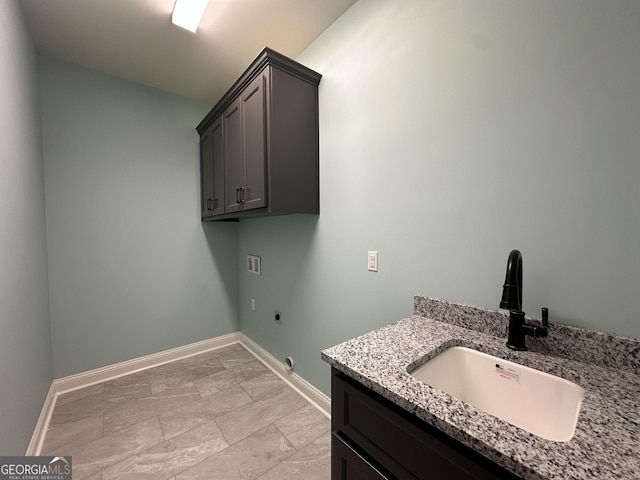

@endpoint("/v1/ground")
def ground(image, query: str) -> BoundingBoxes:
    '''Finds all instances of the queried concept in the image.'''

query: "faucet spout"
[499,249,549,350]
[500,249,522,311]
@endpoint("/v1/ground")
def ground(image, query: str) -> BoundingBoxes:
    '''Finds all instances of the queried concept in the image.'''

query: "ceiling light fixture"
[171,0,209,33]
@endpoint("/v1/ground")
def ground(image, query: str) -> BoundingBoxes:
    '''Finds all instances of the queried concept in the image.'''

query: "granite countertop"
[321,297,640,480]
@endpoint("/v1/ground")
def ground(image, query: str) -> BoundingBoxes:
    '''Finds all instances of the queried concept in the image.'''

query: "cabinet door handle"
[236,188,240,205]
[240,187,246,204]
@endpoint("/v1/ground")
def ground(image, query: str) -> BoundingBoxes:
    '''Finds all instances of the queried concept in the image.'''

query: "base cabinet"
[331,368,521,480]
[333,433,389,480]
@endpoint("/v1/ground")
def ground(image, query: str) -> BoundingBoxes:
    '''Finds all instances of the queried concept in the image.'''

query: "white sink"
[409,346,584,442]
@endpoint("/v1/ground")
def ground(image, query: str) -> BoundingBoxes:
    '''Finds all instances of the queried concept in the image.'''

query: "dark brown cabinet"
[333,433,389,479]
[331,368,521,480]
[197,47,321,221]
[200,116,224,218]
[223,70,267,213]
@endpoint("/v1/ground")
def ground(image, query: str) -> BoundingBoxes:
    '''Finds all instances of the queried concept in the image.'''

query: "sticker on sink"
[495,363,520,383]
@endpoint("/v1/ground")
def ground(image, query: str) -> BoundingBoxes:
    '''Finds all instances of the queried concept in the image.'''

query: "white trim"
[27,331,331,454]
[54,332,243,395]
[25,382,57,455]
[237,333,331,417]
[27,332,242,454]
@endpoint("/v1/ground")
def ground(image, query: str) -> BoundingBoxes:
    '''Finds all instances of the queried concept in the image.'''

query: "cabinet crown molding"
[197,47,321,134]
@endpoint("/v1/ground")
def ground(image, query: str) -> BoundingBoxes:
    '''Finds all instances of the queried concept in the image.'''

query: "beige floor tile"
[255,433,331,480]
[180,350,224,368]
[103,383,201,435]
[240,371,284,399]
[216,347,256,369]
[101,421,228,480]
[274,404,331,449]
[181,357,226,381]
[42,413,104,455]
[216,387,306,445]
[71,417,164,479]
[192,360,268,397]
[82,472,103,480]
[50,384,151,426]
[42,344,330,480]
[145,361,203,394]
[174,425,295,480]
[158,386,252,440]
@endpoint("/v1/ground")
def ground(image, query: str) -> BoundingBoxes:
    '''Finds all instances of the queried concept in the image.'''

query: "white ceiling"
[19,0,356,104]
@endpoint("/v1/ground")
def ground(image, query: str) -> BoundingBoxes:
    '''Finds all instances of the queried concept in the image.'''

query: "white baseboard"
[25,382,57,456]
[27,331,330,454]
[54,332,244,395]
[237,333,331,418]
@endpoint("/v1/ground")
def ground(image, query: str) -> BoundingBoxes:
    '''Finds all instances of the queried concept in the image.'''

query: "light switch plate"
[368,251,378,272]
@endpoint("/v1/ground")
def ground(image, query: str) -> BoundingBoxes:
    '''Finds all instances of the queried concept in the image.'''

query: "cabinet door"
[332,370,520,480]
[210,117,225,215]
[200,125,215,218]
[224,97,244,212]
[332,434,389,480]
[241,70,268,210]
[200,117,224,218]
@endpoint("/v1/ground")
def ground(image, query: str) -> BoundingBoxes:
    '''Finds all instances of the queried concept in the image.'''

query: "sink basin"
[409,346,584,442]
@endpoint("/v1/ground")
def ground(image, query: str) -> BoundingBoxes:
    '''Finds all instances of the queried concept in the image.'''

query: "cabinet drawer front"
[332,433,389,480]
[332,371,513,480]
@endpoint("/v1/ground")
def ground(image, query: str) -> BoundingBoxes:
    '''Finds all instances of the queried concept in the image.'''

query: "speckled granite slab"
[414,296,640,375]
[322,297,640,480]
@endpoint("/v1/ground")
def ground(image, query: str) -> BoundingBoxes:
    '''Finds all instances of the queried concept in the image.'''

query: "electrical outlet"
[368,251,378,272]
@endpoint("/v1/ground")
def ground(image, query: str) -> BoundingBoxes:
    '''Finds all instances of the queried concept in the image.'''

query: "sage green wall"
[0,0,53,454]
[238,0,640,394]
[40,57,239,378]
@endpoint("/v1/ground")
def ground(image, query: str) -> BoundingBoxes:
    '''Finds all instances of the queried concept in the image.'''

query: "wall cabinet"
[197,47,321,221]
[223,71,267,213]
[200,116,224,218]
[331,368,521,480]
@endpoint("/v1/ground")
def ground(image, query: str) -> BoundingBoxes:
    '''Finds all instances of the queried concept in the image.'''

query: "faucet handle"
[541,307,549,328]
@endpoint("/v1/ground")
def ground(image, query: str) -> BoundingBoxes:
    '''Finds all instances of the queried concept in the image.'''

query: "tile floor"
[41,343,331,479]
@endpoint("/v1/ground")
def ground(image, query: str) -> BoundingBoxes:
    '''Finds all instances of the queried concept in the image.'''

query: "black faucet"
[500,249,549,350]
